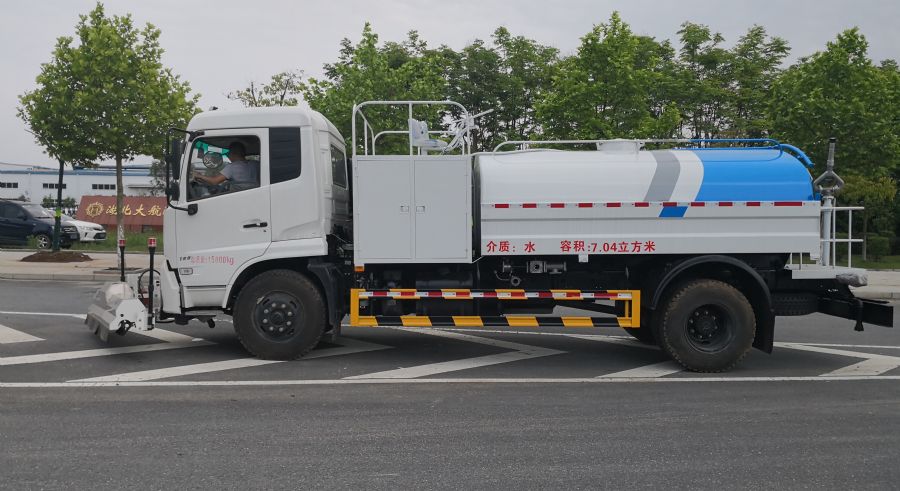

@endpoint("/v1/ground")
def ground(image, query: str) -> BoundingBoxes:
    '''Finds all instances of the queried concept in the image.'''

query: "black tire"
[772,292,818,316]
[656,279,755,373]
[34,233,51,249]
[233,270,326,360]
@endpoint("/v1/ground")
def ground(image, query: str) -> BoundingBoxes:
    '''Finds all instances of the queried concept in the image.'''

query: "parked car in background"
[0,200,75,249]
[22,203,106,243]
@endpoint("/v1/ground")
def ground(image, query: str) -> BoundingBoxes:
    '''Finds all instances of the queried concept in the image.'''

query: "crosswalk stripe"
[345,327,564,379]
[598,361,684,378]
[777,342,900,376]
[0,323,44,344]
[71,338,391,382]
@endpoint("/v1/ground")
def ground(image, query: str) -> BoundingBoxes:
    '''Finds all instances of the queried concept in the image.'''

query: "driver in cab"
[193,142,259,191]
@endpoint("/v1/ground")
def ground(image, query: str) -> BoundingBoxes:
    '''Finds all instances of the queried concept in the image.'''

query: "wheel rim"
[254,292,302,341]
[685,304,734,353]
[36,235,49,249]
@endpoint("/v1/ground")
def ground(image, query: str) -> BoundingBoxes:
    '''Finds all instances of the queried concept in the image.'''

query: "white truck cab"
[160,107,350,316]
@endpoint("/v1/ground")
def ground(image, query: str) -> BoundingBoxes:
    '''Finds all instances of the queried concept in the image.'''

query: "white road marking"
[0,323,44,344]
[0,311,86,319]
[72,338,391,382]
[2,375,899,388]
[561,333,660,351]
[346,327,564,379]
[598,361,684,378]
[0,340,211,366]
[777,342,900,377]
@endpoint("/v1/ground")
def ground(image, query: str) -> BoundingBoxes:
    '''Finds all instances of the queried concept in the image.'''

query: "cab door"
[173,129,270,307]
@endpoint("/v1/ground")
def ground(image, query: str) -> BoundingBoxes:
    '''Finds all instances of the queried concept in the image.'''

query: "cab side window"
[187,136,261,201]
[330,145,347,188]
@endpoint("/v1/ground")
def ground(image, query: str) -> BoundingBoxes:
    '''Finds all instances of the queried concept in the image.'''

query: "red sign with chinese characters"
[76,195,166,232]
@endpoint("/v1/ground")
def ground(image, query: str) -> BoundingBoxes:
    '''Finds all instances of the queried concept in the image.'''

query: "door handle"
[416,205,426,213]
[243,221,268,229]
[400,205,409,213]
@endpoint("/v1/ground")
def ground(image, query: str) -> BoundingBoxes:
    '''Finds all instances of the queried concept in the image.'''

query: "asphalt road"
[1,279,899,489]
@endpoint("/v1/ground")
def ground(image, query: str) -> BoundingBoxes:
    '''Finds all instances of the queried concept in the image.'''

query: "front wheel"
[656,279,755,372]
[233,270,326,360]
[34,233,51,249]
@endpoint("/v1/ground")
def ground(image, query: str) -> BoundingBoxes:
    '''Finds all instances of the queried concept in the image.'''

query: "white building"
[0,161,157,203]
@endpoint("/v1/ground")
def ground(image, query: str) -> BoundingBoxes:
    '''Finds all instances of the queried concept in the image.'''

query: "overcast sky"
[3,0,898,166]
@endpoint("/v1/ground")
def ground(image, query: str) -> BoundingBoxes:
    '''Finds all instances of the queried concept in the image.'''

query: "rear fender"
[648,255,775,353]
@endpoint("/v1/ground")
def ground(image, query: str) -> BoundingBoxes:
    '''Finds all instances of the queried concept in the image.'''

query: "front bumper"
[78,229,107,242]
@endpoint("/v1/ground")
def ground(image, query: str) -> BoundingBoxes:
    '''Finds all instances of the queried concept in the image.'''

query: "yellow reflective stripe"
[506,316,539,327]
[452,316,484,327]
[400,316,432,327]
[561,317,595,327]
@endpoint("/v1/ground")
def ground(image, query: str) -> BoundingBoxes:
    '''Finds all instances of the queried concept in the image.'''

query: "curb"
[853,291,900,300]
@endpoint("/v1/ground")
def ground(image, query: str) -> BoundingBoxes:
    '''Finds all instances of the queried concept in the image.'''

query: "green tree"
[839,174,897,259]
[227,70,304,107]
[536,12,680,141]
[673,22,732,139]
[769,29,900,176]
[20,3,199,245]
[300,25,447,154]
[727,26,789,137]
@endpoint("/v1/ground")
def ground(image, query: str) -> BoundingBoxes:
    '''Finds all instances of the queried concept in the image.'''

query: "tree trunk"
[116,155,124,247]
[53,158,64,252]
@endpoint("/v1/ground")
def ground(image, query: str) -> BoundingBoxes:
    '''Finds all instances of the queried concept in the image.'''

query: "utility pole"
[52,158,64,252]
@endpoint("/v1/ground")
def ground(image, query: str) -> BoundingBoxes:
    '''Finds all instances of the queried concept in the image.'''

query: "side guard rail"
[349,289,641,328]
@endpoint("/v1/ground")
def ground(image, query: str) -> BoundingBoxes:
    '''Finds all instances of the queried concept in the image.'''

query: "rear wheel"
[656,279,755,372]
[233,270,326,360]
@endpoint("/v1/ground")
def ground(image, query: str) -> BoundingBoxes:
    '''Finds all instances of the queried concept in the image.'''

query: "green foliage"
[298,24,448,154]
[769,29,900,176]
[537,13,680,140]
[227,70,304,107]
[18,2,199,241]
[41,196,77,209]
[867,235,890,260]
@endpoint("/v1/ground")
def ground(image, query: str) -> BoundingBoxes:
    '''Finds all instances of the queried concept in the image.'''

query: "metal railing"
[788,205,864,269]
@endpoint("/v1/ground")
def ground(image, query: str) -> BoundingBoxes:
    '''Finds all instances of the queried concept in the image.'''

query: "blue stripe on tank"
[659,206,687,218]
[690,149,815,202]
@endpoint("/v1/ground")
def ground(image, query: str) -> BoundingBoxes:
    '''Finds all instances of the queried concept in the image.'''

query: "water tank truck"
[85,100,893,372]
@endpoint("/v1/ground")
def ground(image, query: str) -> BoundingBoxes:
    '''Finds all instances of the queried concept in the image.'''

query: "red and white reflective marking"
[487,201,813,209]
[358,290,633,301]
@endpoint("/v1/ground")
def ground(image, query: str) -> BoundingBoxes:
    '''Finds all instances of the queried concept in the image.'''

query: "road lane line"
[0,323,44,344]
[0,340,210,366]
[0,311,86,319]
[70,338,391,382]
[346,327,564,379]
[2,376,900,388]
[561,333,660,351]
[777,342,900,376]
[598,361,684,378]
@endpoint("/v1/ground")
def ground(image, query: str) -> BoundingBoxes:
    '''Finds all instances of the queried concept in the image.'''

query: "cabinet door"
[356,159,413,260]
[414,159,469,260]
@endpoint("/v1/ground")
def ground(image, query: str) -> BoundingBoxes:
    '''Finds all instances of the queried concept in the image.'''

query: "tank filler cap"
[597,139,642,154]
